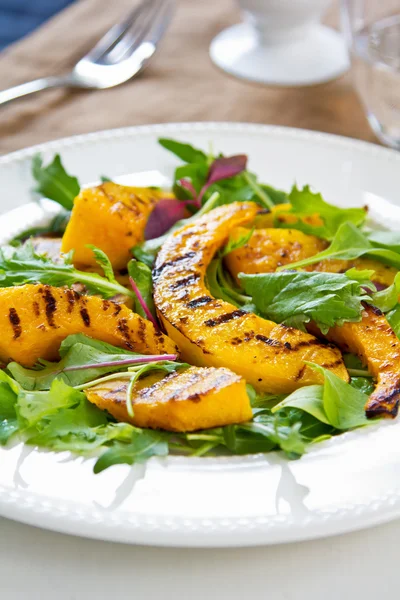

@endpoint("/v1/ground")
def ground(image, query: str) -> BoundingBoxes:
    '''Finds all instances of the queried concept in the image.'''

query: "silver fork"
[0,0,173,106]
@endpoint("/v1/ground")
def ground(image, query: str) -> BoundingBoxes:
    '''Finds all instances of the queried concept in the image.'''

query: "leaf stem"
[243,172,274,210]
[129,276,160,329]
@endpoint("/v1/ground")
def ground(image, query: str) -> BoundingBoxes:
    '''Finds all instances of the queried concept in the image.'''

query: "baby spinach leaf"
[272,385,329,424]
[308,363,369,430]
[371,272,400,312]
[32,154,80,210]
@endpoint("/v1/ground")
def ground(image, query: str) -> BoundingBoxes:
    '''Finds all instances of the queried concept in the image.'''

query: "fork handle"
[0,74,75,106]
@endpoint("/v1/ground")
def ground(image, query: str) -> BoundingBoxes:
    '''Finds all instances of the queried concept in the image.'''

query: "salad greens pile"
[1,136,400,473]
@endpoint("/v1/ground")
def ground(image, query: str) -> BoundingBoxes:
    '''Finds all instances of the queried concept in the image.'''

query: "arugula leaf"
[94,429,168,473]
[158,138,207,163]
[26,396,110,451]
[239,270,373,334]
[17,379,84,428]
[127,260,156,320]
[0,242,135,300]
[87,245,117,283]
[32,154,80,210]
[7,334,169,391]
[100,175,112,183]
[278,222,400,271]
[274,185,367,240]
[10,212,70,246]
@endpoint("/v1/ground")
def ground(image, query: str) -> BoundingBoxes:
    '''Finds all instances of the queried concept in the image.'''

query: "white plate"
[1,122,400,548]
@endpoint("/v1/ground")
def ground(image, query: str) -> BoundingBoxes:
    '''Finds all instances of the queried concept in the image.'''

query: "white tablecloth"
[1,516,396,598]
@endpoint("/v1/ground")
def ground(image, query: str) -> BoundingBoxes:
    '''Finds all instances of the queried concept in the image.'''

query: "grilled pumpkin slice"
[225,227,400,417]
[254,203,324,229]
[61,182,169,271]
[225,227,327,285]
[327,305,400,418]
[153,202,348,394]
[0,284,178,367]
[86,366,252,432]
[226,228,397,290]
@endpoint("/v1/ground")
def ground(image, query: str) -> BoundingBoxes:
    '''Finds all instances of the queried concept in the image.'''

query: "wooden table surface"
[0,0,374,155]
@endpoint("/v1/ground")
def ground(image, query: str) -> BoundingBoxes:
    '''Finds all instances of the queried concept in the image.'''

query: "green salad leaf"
[371,272,400,312]
[87,245,117,283]
[159,137,285,210]
[10,212,70,246]
[0,373,20,444]
[274,185,367,240]
[94,429,169,473]
[387,304,400,339]
[0,242,136,300]
[127,260,156,320]
[32,154,80,210]
[273,364,369,430]
[158,138,208,163]
[277,222,400,271]
[7,334,176,391]
[239,270,374,334]
[17,379,84,428]
[367,231,400,253]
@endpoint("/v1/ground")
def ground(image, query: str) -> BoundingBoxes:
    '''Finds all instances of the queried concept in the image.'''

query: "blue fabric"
[0,0,75,49]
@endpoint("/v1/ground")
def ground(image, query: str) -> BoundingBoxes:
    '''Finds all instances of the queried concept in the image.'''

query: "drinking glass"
[342,0,400,149]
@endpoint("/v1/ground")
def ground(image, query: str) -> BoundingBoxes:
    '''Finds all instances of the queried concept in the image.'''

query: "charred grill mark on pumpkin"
[153,252,197,281]
[294,364,306,381]
[187,296,213,309]
[113,303,122,316]
[102,300,111,311]
[170,273,200,290]
[8,308,21,339]
[368,304,383,316]
[320,358,344,369]
[65,289,76,313]
[117,318,133,350]
[255,334,282,347]
[366,386,400,418]
[137,318,146,347]
[204,309,247,328]
[42,286,57,328]
[32,301,40,317]
[80,308,90,327]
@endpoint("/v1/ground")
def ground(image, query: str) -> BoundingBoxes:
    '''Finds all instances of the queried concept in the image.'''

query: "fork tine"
[84,0,159,62]
[105,0,173,65]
